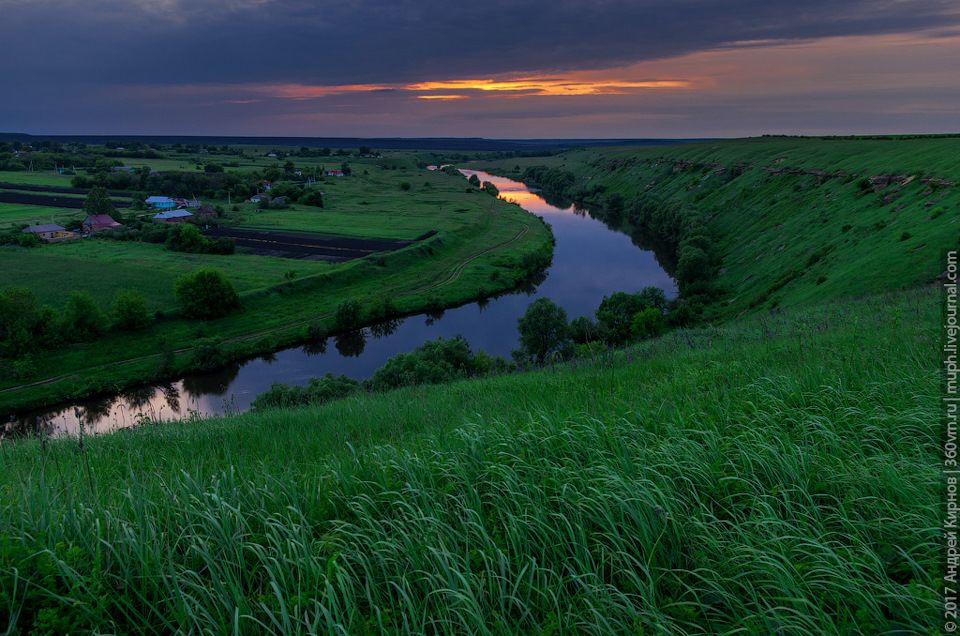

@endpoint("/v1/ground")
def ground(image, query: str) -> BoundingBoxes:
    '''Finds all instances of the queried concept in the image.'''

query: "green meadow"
[0,204,77,229]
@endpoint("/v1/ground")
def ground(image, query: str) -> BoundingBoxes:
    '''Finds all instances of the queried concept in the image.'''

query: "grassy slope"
[477,136,957,316]
[0,162,551,412]
[0,285,937,634]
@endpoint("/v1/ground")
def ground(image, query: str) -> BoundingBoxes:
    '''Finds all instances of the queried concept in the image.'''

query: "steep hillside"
[481,136,957,318]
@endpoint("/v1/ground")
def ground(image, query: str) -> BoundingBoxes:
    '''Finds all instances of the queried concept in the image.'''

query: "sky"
[3,0,959,139]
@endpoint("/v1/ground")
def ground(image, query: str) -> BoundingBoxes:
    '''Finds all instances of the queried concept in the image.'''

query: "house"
[21,224,72,242]
[145,196,176,209]
[173,198,200,208]
[152,209,194,224]
[250,193,272,204]
[196,206,218,219]
[326,170,344,177]
[82,214,122,233]
[254,180,273,191]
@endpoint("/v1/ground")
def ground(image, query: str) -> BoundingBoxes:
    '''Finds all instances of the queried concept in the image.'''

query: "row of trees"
[519,165,723,302]
[250,335,499,411]
[250,286,689,412]
[0,266,241,380]
[515,288,689,363]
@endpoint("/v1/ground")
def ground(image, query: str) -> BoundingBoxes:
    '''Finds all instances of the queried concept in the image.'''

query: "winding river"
[15,170,676,436]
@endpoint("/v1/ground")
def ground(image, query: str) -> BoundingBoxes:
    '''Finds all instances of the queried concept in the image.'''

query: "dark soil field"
[203,228,420,262]
[0,182,130,197]
[0,192,117,209]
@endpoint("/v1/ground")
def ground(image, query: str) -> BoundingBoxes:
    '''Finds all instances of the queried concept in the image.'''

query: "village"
[14,166,349,244]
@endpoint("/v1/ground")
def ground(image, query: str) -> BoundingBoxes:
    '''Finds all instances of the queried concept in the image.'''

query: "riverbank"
[473,134,956,317]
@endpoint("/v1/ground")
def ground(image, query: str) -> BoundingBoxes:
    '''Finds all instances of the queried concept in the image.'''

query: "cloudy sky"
[3,0,959,138]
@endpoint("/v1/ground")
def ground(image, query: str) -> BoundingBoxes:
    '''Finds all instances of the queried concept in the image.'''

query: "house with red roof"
[82,214,122,233]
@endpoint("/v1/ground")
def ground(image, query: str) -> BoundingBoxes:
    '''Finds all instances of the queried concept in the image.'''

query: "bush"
[569,316,601,344]
[190,337,227,371]
[595,289,665,345]
[631,306,665,340]
[18,233,41,248]
[334,299,362,329]
[300,190,324,208]
[112,288,153,331]
[676,246,710,288]
[62,291,108,342]
[367,336,474,391]
[174,268,239,319]
[251,373,359,411]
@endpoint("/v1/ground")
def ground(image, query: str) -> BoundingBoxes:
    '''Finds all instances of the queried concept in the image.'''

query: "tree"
[594,287,667,345]
[112,288,152,331]
[367,336,473,391]
[62,291,108,341]
[334,299,362,329]
[468,174,481,187]
[174,268,239,319]
[516,297,570,363]
[300,190,324,208]
[82,186,115,218]
[676,246,710,287]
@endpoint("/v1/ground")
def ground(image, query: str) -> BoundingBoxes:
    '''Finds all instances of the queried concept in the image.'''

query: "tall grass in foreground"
[0,286,939,634]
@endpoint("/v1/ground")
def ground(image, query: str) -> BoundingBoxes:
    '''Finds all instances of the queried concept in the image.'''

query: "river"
[14,170,676,437]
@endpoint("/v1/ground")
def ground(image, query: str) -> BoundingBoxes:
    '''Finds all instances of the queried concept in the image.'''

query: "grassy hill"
[477,135,956,317]
[0,137,947,634]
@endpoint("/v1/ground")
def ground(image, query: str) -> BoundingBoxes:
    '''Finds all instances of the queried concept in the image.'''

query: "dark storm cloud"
[3,0,959,87]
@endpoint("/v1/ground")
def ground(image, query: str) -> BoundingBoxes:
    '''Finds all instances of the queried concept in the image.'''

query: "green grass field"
[0,284,938,634]
[0,204,82,229]
[0,171,79,188]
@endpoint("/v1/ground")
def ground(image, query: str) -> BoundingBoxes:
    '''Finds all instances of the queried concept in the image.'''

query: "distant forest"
[0,133,708,152]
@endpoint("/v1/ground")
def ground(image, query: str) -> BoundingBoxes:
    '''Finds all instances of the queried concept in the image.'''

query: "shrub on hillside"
[516,297,570,363]
[62,291,108,342]
[112,288,153,331]
[174,268,239,319]
[334,299,362,329]
[366,336,474,392]
[251,373,360,411]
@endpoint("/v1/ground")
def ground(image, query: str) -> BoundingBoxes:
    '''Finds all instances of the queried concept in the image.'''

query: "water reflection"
[334,329,367,357]
[370,318,403,339]
[11,168,676,438]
